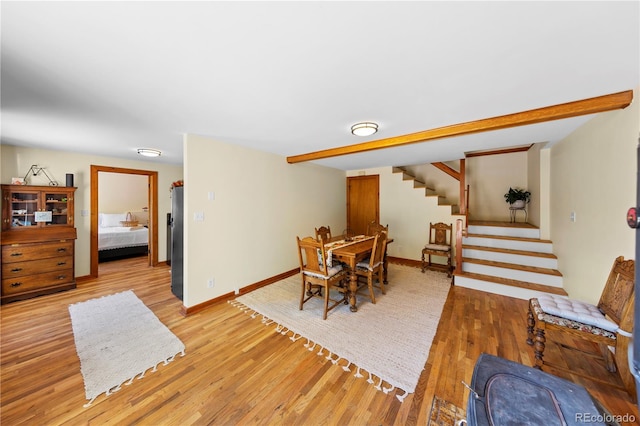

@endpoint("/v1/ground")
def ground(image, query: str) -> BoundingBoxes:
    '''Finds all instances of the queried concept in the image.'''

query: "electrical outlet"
[570,211,576,222]
[235,288,240,295]
[207,278,214,288]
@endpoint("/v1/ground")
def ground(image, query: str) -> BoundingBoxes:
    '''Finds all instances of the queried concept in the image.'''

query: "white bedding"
[98,226,149,251]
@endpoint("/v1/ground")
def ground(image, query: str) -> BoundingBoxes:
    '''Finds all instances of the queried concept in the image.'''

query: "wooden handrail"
[455,219,464,276]
[459,159,466,215]
[465,184,470,232]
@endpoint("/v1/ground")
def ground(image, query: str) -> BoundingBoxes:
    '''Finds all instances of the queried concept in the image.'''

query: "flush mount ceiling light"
[137,148,162,157]
[350,122,378,137]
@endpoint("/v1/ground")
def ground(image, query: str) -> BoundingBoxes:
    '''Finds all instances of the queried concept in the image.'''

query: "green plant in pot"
[504,187,531,208]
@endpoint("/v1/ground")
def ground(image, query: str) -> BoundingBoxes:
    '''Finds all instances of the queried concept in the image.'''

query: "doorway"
[347,175,380,235]
[90,165,159,278]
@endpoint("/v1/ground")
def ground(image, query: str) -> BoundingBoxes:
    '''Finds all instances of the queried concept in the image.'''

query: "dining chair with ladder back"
[421,222,453,277]
[315,226,332,242]
[366,221,388,237]
[297,236,347,320]
[355,231,388,304]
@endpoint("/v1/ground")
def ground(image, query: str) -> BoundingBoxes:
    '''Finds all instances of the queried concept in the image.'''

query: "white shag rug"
[230,264,450,402]
[69,290,185,407]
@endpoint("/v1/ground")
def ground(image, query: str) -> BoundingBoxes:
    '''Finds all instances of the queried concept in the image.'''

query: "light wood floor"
[1,257,637,425]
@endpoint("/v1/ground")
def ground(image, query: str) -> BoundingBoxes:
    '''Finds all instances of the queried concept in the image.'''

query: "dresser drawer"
[2,269,74,295]
[2,255,73,278]
[2,241,73,263]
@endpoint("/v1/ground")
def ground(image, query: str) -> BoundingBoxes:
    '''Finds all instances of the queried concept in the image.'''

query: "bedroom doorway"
[90,165,159,278]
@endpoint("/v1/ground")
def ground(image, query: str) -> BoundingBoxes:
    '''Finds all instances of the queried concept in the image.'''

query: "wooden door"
[347,175,379,236]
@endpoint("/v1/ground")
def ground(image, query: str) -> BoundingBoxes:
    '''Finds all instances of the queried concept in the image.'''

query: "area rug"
[69,290,185,407]
[230,264,450,401]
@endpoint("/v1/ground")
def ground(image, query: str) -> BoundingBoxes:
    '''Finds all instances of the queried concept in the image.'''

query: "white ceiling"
[2,1,638,170]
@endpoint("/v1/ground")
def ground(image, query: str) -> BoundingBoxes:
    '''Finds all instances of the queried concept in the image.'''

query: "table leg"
[348,261,358,312]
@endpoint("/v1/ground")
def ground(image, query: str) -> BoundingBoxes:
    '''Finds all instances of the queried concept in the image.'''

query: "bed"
[98,212,149,262]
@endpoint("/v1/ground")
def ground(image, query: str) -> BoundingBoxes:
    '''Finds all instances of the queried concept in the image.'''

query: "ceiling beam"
[286,90,633,164]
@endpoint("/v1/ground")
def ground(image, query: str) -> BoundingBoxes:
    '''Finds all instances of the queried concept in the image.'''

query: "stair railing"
[455,218,464,275]
[464,184,470,233]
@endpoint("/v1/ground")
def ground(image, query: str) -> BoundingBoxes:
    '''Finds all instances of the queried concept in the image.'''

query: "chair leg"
[421,251,426,273]
[323,285,329,320]
[533,328,546,370]
[300,279,306,311]
[377,266,386,295]
[368,276,376,304]
[526,307,535,345]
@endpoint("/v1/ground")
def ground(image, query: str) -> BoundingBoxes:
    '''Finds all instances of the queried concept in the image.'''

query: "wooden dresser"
[1,184,77,304]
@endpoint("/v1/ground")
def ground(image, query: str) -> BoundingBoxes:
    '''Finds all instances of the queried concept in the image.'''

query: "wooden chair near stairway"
[526,256,636,399]
[421,222,453,278]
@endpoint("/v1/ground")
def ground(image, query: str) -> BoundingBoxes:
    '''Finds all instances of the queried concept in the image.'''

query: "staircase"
[391,166,461,214]
[455,222,568,300]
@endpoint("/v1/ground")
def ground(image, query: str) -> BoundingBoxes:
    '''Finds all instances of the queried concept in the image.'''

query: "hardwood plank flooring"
[1,258,637,425]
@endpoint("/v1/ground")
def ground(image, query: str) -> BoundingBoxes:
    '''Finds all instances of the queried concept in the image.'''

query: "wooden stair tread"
[468,220,539,229]
[462,244,557,259]
[462,257,562,276]
[465,233,552,244]
[454,271,568,296]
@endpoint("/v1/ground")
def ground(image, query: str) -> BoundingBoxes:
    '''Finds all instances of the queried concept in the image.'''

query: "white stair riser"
[455,276,549,300]
[468,225,540,239]
[462,248,558,269]
[463,236,553,253]
[462,263,563,287]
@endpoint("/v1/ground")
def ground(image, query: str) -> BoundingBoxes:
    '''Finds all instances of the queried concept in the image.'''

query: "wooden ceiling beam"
[286,90,633,164]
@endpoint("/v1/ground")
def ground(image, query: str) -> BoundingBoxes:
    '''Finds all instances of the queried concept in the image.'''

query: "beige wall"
[466,152,528,221]
[550,89,638,304]
[98,172,148,214]
[182,134,346,307]
[1,144,183,277]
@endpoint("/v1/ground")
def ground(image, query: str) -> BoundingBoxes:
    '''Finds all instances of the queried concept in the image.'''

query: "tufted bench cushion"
[531,295,616,339]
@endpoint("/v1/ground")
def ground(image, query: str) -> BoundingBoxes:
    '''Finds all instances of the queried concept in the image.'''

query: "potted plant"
[504,187,531,208]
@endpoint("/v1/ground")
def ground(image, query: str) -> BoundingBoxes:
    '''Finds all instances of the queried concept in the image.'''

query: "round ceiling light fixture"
[137,148,162,157]
[350,122,378,137]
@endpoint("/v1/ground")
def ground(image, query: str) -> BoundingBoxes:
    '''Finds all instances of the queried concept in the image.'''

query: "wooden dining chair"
[314,226,332,242]
[527,256,636,399]
[366,221,388,237]
[297,236,347,320]
[355,231,388,304]
[421,222,453,277]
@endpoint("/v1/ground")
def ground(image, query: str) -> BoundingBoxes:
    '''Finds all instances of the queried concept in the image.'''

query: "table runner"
[324,235,374,267]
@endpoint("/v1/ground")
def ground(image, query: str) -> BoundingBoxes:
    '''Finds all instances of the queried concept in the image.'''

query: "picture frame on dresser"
[1,184,77,304]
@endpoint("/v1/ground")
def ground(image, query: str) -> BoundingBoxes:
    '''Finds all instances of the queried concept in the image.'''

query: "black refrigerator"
[170,186,184,300]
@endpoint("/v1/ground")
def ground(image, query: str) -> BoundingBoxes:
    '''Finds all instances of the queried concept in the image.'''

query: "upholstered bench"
[526,256,636,399]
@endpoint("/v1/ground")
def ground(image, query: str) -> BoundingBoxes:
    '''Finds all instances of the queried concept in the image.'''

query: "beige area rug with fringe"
[69,290,185,407]
[230,264,450,401]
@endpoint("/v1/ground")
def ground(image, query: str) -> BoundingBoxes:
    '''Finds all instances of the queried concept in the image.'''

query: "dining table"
[325,235,392,312]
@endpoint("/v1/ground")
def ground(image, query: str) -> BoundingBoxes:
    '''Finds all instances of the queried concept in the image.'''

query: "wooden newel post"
[455,219,463,275]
